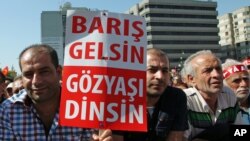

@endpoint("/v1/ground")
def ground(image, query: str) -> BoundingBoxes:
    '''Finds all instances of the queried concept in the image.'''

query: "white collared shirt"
[183,86,242,139]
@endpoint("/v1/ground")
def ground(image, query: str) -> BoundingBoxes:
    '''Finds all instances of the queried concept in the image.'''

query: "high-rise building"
[126,0,221,69]
[41,11,65,65]
[218,6,250,61]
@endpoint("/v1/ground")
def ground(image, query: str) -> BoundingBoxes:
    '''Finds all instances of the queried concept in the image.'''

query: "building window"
[147,22,216,27]
[244,18,250,23]
[245,26,250,31]
[247,33,250,38]
[139,7,143,12]
[146,4,215,11]
[243,11,250,16]
[236,36,239,40]
[148,31,217,36]
[146,13,216,19]
[150,40,218,44]
[235,29,239,35]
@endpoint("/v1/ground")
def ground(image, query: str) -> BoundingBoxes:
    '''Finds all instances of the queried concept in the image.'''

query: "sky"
[0,0,249,74]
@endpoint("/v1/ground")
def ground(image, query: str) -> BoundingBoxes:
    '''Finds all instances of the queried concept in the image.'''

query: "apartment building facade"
[218,6,250,61]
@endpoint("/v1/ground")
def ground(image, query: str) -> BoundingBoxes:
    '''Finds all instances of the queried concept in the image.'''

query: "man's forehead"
[227,72,249,79]
[195,54,218,63]
[147,62,169,71]
[147,59,169,67]
[147,53,168,61]
[147,64,168,68]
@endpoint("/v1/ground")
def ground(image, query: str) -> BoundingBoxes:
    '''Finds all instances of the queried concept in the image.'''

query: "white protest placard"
[59,10,147,132]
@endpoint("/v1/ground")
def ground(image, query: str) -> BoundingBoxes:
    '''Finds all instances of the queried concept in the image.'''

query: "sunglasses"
[247,65,250,70]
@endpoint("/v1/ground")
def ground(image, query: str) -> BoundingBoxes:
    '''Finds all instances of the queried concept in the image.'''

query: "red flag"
[2,66,9,76]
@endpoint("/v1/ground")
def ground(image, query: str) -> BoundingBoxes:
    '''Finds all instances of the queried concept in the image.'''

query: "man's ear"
[56,65,63,80]
[187,74,195,87]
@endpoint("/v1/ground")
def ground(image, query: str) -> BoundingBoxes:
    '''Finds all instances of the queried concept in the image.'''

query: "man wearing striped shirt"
[0,44,112,141]
[182,50,242,141]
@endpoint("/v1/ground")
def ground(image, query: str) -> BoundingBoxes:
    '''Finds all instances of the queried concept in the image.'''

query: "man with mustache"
[183,50,242,141]
[222,59,250,124]
[0,44,113,141]
[113,48,189,141]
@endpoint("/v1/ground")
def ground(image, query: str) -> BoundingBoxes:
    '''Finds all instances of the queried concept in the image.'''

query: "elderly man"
[222,59,250,124]
[183,50,242,141]
[242,56,250,74]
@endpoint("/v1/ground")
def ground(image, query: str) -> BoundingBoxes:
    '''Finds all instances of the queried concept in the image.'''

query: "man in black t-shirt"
[113,48,188,141]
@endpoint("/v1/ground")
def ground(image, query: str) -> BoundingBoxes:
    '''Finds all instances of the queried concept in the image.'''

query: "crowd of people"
[0,43,249,141]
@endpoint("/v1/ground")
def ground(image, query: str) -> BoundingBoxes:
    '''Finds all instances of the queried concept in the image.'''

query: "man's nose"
[239,79,249,87]
[211,69,221,78]
[155,70,164,79]
[32,74,42,85]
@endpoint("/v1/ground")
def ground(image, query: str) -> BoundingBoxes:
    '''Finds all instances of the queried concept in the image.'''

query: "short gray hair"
[184,50,220,77]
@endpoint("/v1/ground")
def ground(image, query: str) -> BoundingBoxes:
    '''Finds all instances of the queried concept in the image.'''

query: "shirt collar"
[9,89,33,107]
[192,87,210,111]
[192,87,225,112]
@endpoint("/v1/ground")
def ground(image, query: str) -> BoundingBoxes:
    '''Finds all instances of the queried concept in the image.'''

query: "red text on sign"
[72,16,144,42]
[69,41,144,64]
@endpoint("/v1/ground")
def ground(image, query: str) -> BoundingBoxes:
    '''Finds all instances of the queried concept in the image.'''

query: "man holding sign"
[0,44,112,141]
